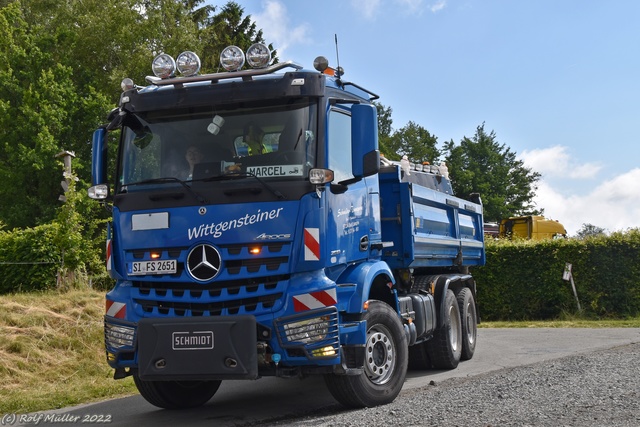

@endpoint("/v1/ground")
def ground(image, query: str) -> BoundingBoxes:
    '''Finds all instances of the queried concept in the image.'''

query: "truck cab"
[500,215,567,240]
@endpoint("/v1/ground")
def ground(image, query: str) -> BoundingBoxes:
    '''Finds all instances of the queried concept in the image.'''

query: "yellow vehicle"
[500,215,567,240]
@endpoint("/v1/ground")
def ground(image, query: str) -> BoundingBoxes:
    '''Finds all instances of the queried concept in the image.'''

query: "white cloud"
[534,168,640,236]
[397,0,426,14]
[429,0,447,13]
[350,0,431,20]
[253,1,311,59]
[350,0,382,20]
[519,146,603,179]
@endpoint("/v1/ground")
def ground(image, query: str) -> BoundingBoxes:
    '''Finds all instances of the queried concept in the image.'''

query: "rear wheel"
[324,301,408,408]
[133,374,221,409]
[457,287,477,360]
[427,289,462,369]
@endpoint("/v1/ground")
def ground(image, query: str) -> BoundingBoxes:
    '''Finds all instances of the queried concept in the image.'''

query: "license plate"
[130,260,177,275]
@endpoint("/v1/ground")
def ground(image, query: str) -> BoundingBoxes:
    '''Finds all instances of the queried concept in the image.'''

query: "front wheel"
[133,374,222,409]
[324,301,408,408]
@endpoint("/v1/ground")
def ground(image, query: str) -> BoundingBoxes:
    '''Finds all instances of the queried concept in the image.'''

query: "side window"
[328,109,353,183]
[122,132,162,184]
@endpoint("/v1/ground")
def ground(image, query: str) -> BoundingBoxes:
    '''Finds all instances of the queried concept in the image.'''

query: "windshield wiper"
[200,172,286,200]
[122,177,207,204]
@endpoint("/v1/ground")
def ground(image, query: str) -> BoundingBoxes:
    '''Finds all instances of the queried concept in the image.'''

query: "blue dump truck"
[89,45,485,409]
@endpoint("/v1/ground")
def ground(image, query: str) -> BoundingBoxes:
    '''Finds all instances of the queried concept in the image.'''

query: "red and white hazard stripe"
[106,300,126,319]
[293,289,337,312]
[304,228,320,261]
[106,239,112,272]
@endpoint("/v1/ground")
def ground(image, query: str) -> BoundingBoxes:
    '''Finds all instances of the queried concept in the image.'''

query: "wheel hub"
[365,327,396,385]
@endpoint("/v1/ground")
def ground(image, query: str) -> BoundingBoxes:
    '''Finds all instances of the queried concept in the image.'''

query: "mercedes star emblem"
[186,244,222,281]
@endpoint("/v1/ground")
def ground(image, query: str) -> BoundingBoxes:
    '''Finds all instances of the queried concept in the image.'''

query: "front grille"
[226,256,288,274]
[135,293,282,316]
[132,275,288,317]
[127,241,291,317]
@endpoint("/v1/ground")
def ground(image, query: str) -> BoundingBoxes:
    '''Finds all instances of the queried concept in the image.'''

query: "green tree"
[575,223,606,239]
[0,1,114,227]
[0,0,275,229]
[444,124,541,222]
[384,121,440,164]
[375,102,393,158]
[199,1,277,72]
[183,0,215,27]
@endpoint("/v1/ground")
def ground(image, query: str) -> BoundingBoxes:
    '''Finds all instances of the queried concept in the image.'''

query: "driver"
[243,123,271,156]
[185,145,204,179]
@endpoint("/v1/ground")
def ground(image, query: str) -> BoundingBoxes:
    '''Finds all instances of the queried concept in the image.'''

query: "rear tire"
[324,301,408,408]
[457,287,477,360]
[133,374,221,409]
[427,289,462,369]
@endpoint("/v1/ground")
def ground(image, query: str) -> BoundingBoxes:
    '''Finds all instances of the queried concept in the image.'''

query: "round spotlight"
[176,51,201,77]
[246,43,271,68]
[121,78,135,92]
[152,53,176,79]
[313,56,329,72]
[220,46,245,71]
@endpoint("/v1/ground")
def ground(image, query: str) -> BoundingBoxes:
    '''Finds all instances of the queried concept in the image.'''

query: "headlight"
[176,51,201,76]
[246,43,271,68]
[152,53,176,79]
[88,184,109,200]
[283,316,330,344]
[105,322,135,349]
[220,45,245,71]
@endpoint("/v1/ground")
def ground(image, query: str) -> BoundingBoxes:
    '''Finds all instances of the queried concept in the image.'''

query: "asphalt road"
[16,328,640,427]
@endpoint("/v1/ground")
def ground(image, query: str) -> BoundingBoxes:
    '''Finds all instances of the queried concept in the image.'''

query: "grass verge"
[480,318,640,328]
[0,288,136,414]
[1,288,638,414]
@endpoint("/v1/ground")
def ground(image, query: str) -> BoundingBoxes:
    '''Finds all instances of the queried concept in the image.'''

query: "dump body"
[379,165,485,270]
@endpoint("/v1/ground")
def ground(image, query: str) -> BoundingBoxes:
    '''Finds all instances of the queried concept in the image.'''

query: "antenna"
[334,34,343,79]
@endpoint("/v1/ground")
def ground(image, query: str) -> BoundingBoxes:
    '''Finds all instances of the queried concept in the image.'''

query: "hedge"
[2,203,639,320]
[472,230,640,320]
[0,181,110,294]
[0,223,62,293]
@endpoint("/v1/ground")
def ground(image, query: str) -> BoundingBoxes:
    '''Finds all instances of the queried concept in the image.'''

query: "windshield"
[117,98,317,192]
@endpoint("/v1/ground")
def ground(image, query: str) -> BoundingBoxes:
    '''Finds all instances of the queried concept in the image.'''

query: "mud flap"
[138,316,258,381]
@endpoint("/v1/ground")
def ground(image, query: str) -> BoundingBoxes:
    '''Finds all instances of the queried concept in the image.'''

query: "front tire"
[133,374,222,409]
[324,301,408,408]
[427,289,462,369]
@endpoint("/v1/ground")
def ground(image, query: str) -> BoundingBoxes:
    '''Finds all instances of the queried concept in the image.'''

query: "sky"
[207,0,640,235]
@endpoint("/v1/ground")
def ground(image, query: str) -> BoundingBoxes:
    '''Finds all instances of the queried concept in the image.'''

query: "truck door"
[325,107,375,266]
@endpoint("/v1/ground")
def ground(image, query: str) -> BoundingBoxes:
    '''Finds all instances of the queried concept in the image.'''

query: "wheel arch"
[336,260,396,314]
[431,274,478,328]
